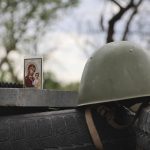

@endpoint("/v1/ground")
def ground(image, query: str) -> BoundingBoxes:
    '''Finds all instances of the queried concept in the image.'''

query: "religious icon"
[24,58,43,89]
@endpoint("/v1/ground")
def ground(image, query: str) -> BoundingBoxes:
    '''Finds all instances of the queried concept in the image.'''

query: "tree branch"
[110,0,123,9]
[100,15,105,31]
[7,59,18,82]
[122,10,137,40]
[122,0,143,40]
[106,0,135,43]
[0,57,7,68]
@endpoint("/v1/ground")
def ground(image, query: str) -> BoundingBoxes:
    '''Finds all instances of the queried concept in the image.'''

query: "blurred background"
[0,0,149,90]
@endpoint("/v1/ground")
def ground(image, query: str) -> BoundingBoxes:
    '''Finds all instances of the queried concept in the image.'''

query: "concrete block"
[0,88,78,107]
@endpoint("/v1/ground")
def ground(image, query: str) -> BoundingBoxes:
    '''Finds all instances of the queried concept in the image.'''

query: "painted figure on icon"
[33,72,40,89]
[25,64,36,87]
[24,58,42,89]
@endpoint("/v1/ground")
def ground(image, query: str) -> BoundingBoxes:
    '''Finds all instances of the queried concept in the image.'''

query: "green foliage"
[0,0,78,82]
[43,72,61,89]
[43,71,79,91]
[62,82,79,91]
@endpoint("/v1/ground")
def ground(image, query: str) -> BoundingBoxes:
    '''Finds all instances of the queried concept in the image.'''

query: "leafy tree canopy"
[0,0,78,82]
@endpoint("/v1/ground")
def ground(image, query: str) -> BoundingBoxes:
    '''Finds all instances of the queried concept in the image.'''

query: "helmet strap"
[85,108,104,150]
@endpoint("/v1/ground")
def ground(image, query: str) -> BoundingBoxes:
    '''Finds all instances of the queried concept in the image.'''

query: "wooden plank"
[0,88,78,107]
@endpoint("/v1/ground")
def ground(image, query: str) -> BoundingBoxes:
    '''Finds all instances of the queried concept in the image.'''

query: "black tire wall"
[0,106,136,150]
[0,82,23,88]
[0,109,95,150]
[135,105,150,150]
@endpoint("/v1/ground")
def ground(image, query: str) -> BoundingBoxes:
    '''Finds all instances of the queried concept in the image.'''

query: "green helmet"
[78,41,150,106]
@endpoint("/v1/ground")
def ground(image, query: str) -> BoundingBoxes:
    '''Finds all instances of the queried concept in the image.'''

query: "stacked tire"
[0,82,149,150]
[0,82,23,88]
[135,105,150,150]
[0,105,136,150]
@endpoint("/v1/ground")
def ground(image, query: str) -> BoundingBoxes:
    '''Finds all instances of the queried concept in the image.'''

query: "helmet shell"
[78,41,150,106]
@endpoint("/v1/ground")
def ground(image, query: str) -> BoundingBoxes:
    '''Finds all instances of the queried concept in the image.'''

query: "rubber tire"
[0,82,23,88]
[0,107,136,150]
[92,106,136,150]
[135,105,150,150]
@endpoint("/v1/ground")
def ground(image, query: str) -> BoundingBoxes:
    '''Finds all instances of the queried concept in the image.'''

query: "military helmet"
[78,41,150,106]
